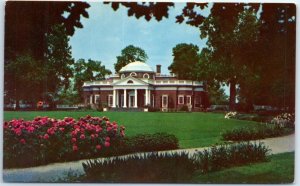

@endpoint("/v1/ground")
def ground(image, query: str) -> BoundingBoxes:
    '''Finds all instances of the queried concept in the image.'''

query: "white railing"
[83,81,112,86]
[154,80,203,86]
[83,79,203,86]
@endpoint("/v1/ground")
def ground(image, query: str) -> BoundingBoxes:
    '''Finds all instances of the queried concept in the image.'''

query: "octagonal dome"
[119,61,155,73]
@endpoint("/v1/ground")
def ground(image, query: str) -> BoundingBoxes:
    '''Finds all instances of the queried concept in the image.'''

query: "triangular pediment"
[113,76,149,86]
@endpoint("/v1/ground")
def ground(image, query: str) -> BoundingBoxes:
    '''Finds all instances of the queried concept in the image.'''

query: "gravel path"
[3,133,295,182]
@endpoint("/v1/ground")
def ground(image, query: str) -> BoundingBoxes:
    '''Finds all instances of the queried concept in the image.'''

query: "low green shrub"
[111,133,179,156]
[179,105,189,112]
[194,142,270,173]
[82,152,196,183]
[222,124,294,141]
[79,142,269,183]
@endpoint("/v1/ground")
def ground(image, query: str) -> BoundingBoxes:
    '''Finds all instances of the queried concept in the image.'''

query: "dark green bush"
[80,142,269,183]
[179,105,189,112]
[194,142,270,173]
[222,124,294,141]
[82,152,196,183]
[110,133,179,156]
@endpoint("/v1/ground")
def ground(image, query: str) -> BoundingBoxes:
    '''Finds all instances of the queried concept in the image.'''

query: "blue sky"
[69,2,210,75]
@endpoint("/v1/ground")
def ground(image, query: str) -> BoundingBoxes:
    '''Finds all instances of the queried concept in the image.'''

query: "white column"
[145,88,149,106]
[112,89,116,108]
[134,89,138,108]
[90,95,93,104]
[116,90,119,107]
[123,89,127,108]
[148,89,151,106]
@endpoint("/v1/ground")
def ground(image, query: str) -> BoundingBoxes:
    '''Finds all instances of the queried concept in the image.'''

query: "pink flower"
[104,141,110,147]
[96,145,102,150]
[44,134,49,140]
[71,138,77,143]
[20,139,26,144]
[73,145,78,151]
[27,126,35,133]
[14,128,22,136]
[107,127,112,132]
[105,137,110,142]
[59,127,65,132]
[80,134,85,140]
[90,134,95,140]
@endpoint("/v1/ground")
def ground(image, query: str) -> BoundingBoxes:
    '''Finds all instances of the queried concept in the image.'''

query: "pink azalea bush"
[4,115,125,168]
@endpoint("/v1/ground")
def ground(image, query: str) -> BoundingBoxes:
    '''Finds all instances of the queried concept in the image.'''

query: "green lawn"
[4,111,262,148]
[192,152,294,184]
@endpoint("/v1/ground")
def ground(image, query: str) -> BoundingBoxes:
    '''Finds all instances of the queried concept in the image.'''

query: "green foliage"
[192,152,294,184]
[222,124,294,141]
[4,52,45,107]
[121,133,179,153]
[5,1,90,61]
[82,152,196,183]
[207,81,229,105]
[81,142,269,182]
[168,43,199,80]
[194,142,270,173]
[114,45,148,73]
[45,24,74,94]
[74,59,111,98]
[179,105,189,112]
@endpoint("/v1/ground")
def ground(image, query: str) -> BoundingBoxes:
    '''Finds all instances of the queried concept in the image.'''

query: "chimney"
[156,65,161,75]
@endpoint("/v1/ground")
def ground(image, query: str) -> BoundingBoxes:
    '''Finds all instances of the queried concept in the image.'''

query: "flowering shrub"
[271,113,295,128]
[4,115,125,168]
[224,112,238,119]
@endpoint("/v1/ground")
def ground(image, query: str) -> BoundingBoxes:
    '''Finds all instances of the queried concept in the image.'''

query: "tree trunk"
[229,79,236,111]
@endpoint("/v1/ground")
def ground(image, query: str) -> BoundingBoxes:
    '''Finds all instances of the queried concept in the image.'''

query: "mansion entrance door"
[129,95,135,108]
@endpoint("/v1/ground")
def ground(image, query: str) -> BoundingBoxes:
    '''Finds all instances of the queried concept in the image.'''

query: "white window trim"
[130,72,137,77]
[162,95,168,108]
[95,94,100,104]
[186,95,192,105]
[108,94,113,107]
[178,95,184,104]
[143,73,149,79]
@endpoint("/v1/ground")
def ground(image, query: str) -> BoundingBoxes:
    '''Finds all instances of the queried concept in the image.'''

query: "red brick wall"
[154,90,177,109]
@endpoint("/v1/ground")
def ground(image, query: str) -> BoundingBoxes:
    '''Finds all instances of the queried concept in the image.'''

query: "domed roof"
[119,61,154,73]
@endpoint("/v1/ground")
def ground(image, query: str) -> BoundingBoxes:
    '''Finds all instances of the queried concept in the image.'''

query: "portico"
[112,76,152,108]
[112,88,151,108]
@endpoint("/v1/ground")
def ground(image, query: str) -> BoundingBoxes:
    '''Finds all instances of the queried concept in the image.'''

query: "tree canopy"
[168,43,200,80]
[74,59,112,99]
[5,1,90,61]
[114,45,148,73]
[45,24,74,94]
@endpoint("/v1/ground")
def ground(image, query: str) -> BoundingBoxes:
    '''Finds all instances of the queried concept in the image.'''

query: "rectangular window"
[108,95,113,107]
[186,95,191,105]
[178,95,184,104]
[95,94,100,104]
[162,95,168,108]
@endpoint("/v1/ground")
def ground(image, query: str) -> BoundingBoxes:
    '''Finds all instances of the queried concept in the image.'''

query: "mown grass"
[4,111,262,148]
[191,152,294,184]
